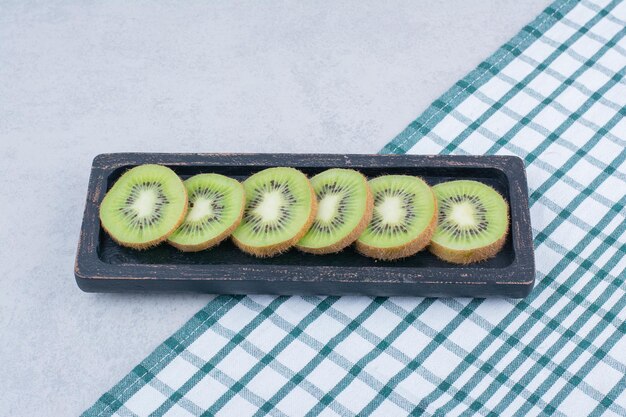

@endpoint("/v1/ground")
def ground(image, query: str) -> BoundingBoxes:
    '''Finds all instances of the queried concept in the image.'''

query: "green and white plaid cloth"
[84,0,626,415]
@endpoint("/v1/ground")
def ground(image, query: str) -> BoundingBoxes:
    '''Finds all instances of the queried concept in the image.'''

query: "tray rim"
[75,153,535,296]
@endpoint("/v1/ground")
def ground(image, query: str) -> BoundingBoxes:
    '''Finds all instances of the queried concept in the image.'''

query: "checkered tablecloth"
[83,0,626,415]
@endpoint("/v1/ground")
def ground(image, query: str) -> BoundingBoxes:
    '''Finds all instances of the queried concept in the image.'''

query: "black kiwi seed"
[175,188,226,235]
[245,180,297,234]
[438,194,489,239]
[368,189,417,236]
[119,181,170,229]
[308,182,350,234]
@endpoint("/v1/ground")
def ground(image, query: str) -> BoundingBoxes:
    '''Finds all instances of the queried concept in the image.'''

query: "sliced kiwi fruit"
[429,180,509,264]
[232,167,317,257]
[296,169,373,254]
[356,175,437,260]
[99,164,188,249]
[167,174,245,252]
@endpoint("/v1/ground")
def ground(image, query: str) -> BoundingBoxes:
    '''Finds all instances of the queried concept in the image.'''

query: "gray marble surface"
[0,1,550,415]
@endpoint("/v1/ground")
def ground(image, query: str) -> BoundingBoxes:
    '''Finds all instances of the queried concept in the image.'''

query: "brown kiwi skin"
[356,185,438,261]
[297,174,374,255]
[232,177,318,258]
[99,177,188,250]
[428,204,509,264]
[168,182,245,252]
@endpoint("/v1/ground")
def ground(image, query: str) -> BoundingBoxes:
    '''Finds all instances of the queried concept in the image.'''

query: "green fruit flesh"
[431,180,508,250]
[167,174,244,247]
[358,175,435,248]
[232,167,314,248]
[297,169,369,250]
[99,164,187,246]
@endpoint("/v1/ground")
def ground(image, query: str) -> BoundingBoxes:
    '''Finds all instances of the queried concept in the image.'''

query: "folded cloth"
[84,0,626,415]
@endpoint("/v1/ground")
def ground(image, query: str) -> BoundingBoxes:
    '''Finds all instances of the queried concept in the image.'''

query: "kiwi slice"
[429,180,509,264]
[356,175,437,260]
[99,164,188,249]
[296,169,373,254]
[167,174,245,252]
[232,167,317,257]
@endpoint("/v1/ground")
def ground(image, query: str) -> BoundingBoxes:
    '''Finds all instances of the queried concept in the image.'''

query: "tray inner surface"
[97,164,515,269]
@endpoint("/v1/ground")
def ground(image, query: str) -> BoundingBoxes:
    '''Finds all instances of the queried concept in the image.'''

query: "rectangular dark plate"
[75,153,535,298]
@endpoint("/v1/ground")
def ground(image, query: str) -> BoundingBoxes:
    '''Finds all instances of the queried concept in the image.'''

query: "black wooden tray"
[75,153,535,298]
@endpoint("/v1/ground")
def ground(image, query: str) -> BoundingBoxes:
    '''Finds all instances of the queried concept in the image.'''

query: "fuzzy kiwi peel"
[99,164,188,249]
[296,168,374,255]
[356,175,437,261]
[167,174,245,252]
[429,180,509,264]
[232,167,317,257]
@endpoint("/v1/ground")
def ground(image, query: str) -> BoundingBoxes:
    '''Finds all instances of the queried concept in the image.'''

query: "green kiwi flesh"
[99,164,188,249]
[429,180,509,264]
[167,174,245,252]
[356,175,437,260]
[296,169,373,254]
[232,167,317,257]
